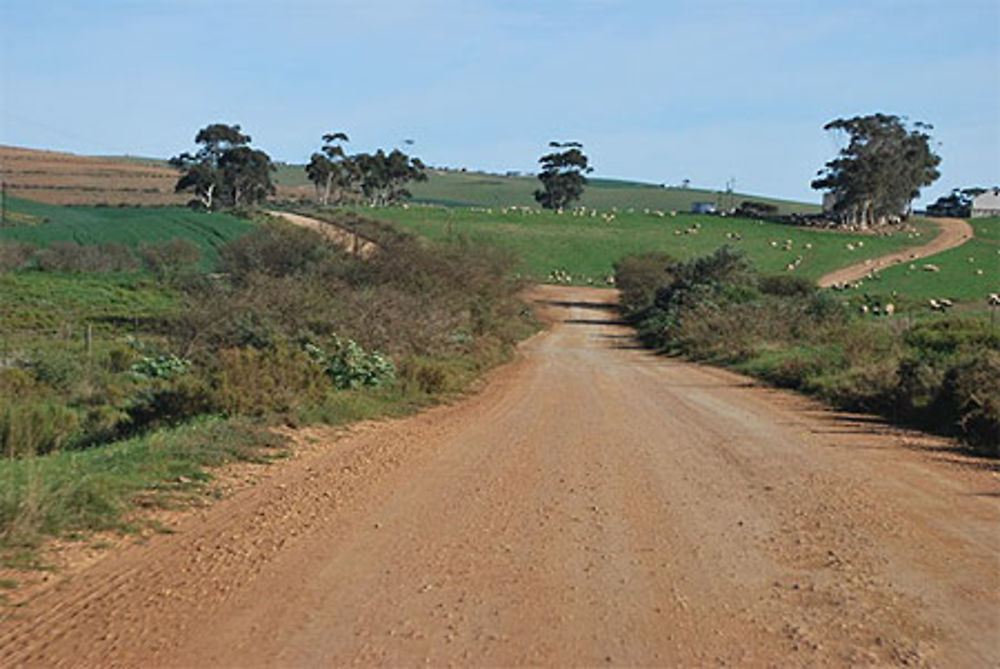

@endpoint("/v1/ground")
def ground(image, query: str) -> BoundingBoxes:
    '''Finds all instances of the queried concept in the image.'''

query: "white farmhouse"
[972,188,1000,218]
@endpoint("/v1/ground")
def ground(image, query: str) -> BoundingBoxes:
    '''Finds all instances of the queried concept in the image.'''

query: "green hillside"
[847,217,1000,305]
[0,197,255,269]
[345,206,936,284]
[273,165,820,215]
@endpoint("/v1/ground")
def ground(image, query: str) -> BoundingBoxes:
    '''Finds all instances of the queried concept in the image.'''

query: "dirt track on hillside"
[268,210,379,257]
[817,217,974,287]
[2,286,998,667]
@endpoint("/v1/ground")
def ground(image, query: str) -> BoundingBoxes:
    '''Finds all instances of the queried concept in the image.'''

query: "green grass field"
[0,272,174,334]
[0,197,255,269]
[842,217,999,306]
[366,206,937,284]
[273,164,821,215]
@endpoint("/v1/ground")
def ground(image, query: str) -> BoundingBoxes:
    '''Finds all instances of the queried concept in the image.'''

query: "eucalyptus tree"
[534,141,593,210]
[354,148,427,207]
[811,114,941,227]
[306,132,357,206]
[171,123,274,210]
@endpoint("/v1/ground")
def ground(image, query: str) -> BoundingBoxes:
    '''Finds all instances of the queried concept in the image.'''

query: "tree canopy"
[354,149,427,207]
[534,141,592,210]
[306,132,358,206]
[811,113,940,228]
[304,137,426,208]
[171,123,274,210]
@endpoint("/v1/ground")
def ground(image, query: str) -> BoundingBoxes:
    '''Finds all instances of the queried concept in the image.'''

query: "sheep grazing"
[885,303,895,316]
[988,293,1000,306]
[548,269,572,284]
[605,275,616,286]
[928,298,953,311]
[922,264,940,272]
[860,304,869,314]
[804,242,813,250]
[846,243,855,251]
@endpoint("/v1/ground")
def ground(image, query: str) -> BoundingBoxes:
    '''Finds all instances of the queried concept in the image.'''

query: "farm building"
[691,201,717,214]
[972,188,1000,218]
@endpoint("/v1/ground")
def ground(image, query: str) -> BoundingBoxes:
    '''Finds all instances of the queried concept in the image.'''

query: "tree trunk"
[323,173,333,206]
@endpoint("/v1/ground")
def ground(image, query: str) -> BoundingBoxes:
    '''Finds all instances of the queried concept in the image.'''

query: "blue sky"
[1,0,998,205]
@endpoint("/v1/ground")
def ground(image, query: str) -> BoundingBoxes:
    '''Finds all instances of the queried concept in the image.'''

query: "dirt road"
[2,286,998,667]
[817,217,974,287]
[268,210,379,257]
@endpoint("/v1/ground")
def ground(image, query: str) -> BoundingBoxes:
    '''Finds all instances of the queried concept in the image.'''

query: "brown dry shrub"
[211,344,330,417]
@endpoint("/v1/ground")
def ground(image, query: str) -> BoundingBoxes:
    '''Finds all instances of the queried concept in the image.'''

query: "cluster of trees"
[173,124,428,211]
[174,114,948,224]
[812,113,941,228]
[926,187,992,218]
[171,124,275,210]
[305,132,427,207]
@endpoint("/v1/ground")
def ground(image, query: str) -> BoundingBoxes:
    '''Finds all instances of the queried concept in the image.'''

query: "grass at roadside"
[0,419,286,568]
[0,210,537,570]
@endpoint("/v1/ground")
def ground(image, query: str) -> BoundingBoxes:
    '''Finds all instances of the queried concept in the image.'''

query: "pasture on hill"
[273,165,821,215]
[360,205,938,285]
[0,197,255,269]
[848,217,1000,305]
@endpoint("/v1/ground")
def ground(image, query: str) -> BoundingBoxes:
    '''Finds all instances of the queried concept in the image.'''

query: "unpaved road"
[268,210,379,257]
[2,286,998,667]
[817,217,974,287]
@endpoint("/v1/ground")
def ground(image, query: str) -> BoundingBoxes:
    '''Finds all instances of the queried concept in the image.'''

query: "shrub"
[0,401,80,457]
[124,374,216,435]
[613,251,675,319]
[933,351,1000,455]
[211,344,329,417]
[758,274,816,297]
[130,354,192,380]
[138,238,201,278]
[34,242,137,272]
[218,222,344,284]
[0,241,35,272]
[305,337,395,390]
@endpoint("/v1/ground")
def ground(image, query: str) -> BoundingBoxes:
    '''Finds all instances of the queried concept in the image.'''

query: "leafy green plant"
[305,337,395,390]
[130,354,192,380]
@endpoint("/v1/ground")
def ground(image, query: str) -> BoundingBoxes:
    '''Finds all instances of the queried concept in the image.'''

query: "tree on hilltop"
[534,141,592,210]
[811,113,940,228]
[306,132,358,206]
[354,148,427,207]
[171,123,274,210]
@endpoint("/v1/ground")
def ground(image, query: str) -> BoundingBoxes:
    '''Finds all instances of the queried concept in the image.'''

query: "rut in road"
[2,286,998,667]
